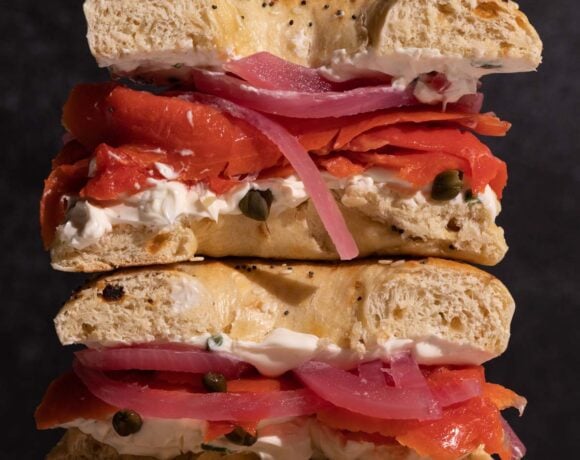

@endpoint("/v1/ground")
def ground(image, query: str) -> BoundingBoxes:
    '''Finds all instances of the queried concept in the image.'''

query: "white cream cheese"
[59,175,306,249]
[58,171,499,249]
[202,329,494,376]
[321,48,536,103]
[64,418,206,459]
[63,412,490,459]
[64,416,312,460]
[477,185,501,217]
[154,162,180,180]
[103,48,237,75]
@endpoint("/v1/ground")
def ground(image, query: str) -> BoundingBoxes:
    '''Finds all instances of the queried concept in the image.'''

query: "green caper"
[202,372,227,393]
[206,334,224,351]
[431,170,463,201]
[239,189,274,221]
[112,409,143,437]
[225,426,258,446]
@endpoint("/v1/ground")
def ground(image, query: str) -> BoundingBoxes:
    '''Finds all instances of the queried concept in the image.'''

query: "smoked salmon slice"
[279,109,510,153]
[63,84,282,177]
[35,372,115,430]
[396,397,510,460]
[40,159,90,248]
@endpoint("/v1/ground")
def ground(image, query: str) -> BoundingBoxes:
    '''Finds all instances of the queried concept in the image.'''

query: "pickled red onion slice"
[73,360,328,421]
[357,361,388,389]
[294,361,441,421]
[192,69,416,119]
[389,353,430,389]
[76,346,251,379]
[223,51,336,92]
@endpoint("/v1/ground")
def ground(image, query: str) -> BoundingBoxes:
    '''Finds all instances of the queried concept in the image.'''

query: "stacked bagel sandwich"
[36,1,542,459]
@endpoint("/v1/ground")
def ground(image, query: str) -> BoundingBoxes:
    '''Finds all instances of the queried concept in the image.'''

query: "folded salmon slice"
[63,84,283,176]
[280,109,510,152]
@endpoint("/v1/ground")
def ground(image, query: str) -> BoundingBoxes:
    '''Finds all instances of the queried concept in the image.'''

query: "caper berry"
[225,426,258,446]
[431,170,463,201]
[239,189,274,221]
[202,372,227,393]
[112,409,143,437]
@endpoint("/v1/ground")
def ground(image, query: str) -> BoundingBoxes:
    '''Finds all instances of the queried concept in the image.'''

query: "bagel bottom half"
[48,427,494,460]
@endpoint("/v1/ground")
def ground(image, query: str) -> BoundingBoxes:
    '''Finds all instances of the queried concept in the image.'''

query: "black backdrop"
[1,1,578,458]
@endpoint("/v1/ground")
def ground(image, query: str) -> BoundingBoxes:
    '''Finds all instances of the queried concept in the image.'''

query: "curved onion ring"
[387,353,481,407]
[296,356,483,422]
[73,360,329,421]
[388,353,480,405]
[295,361,441,421]
[192,69,416,119]
[76,346,251,379]
[388,352,431,389]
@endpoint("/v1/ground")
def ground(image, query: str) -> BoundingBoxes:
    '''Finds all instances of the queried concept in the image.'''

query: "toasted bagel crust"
[83,0,541,78]
[48,428,493,459]
[55,258,514,360]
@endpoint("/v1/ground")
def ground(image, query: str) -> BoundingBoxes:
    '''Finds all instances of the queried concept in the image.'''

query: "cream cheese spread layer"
[64,414,489,459]
[63,413,490,459]
[57,170,500,249]
[86,328,495,377]
[104,46,537,104]
[63,416,312,460]
[321,48,537,103]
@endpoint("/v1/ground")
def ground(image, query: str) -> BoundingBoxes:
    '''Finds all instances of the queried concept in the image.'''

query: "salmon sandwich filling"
[42,53,511,270]
[37,344,525,460]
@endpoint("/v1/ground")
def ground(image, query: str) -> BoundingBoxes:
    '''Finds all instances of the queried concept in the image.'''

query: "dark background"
[1,0,578,457]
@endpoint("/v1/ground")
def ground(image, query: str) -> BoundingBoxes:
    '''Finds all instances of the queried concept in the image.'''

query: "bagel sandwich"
[41,0,542,271]
[37,259,526,459]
